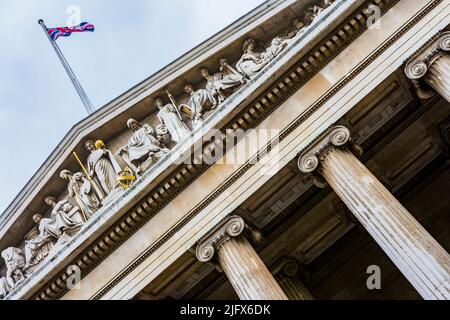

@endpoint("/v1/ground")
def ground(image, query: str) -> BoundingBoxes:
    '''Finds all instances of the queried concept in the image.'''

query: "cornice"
[5,0,366,300]
[5,0,439,300]
[0,0,297,235]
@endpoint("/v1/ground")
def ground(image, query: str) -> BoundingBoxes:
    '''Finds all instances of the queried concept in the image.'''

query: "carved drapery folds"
[196,216,288,300]
[85,140,122,198]
[119,118,170,175]
[0,196,86,299]
[297,126,450,300]
[405,32,450,102]
[0,0,339,299]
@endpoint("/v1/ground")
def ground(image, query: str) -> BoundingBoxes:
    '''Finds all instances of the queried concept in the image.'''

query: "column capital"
[272,257,300,278]
[405,31,450,80]
[196,215,246,262]
[297,125,351,174]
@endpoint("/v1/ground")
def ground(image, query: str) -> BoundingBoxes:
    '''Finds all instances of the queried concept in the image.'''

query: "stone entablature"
[82,0,449,300]
[0,0,345,299]
[4,1,439,299]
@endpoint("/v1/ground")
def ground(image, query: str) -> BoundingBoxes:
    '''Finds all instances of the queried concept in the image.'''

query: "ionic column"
[298,126,450,300]
[405,32,450,102]
[273,258,314,300]
[196,216,288,300]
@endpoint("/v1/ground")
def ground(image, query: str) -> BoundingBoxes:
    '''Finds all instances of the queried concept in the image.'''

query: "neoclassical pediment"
[0,0,404,300]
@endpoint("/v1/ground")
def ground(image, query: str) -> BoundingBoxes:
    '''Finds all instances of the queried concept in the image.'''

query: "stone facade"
[0,0,449,300]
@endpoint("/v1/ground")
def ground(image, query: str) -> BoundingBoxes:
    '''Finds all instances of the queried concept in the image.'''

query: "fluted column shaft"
[320,147,450,300]
[277,276,313,300]
[196,216,288,300]
[424,54,450,102]
[298,126,450,300]
[217,236,288,300]
[273,258,314,300]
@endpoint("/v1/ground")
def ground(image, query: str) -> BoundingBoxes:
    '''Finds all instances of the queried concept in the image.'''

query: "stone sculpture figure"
[183,84,216,128]
[60,169,100,218]
[236,39,269,78]
[119,118,170,174]
[23,214,54,268]
[236,38,289,78]
[46,197,83,230]
[304,0,335,25]
[285,18,306,39]
[1,247,26,289]
[24,201,82,268]
[156,98,191,143]
[85,140,122,197]
[50,202,83,249]
[200,63,245,104]
[0,277,10,299]
[262,36,292,61]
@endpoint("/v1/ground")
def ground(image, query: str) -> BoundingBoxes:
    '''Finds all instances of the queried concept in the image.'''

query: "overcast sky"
[0,0,266,214]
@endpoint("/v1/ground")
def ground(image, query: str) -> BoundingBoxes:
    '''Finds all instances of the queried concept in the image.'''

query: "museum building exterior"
[0,0,449,300]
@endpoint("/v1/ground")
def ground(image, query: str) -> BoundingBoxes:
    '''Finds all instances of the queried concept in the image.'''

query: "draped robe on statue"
[87,149,122,195]
[188,89,216,116]
[69,173,101,218]
[23,222,54,267]
[157,104,190,143]
[236,52,270,78]
[205,72,243,97]
[127,124,166,164]
[236,39,289,78]
[262,37,290,61]
[24,203,82,267]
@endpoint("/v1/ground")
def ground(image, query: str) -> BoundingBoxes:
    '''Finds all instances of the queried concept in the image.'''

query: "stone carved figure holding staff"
[156,97,191,143]
[60,169,97,219]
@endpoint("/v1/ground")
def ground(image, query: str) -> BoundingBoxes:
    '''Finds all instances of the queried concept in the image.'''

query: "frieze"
[0,0,419,300]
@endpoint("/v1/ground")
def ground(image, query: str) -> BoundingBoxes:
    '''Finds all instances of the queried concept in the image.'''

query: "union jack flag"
[47,22,95,41]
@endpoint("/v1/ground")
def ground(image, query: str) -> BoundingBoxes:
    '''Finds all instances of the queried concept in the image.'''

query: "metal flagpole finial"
[38,19,44,25]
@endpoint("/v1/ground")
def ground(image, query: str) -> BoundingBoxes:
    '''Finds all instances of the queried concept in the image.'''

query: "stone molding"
[196,216,246,263]
[5,0,440,302]
[404,31,450,80]
[297,125,351,173]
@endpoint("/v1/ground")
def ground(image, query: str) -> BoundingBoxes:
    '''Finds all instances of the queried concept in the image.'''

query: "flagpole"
[38,19,95,115]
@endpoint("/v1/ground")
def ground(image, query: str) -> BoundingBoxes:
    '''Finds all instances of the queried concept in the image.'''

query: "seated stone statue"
[119,118,170,175]
[200,63,245,104]
[23,214,54,268]
[50,202,84,250]
[182,83,216,128]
